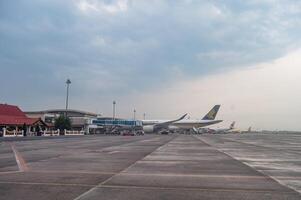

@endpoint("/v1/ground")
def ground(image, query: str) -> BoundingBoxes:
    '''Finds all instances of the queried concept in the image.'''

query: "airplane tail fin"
[202,105,221,120]
[230,121,235,129]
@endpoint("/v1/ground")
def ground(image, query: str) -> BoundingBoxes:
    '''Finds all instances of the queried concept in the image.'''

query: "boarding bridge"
[87,118,143,134]
[91,119,143,127]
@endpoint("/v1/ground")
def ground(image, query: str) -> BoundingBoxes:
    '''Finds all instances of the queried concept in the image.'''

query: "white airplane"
[201,121,235,134]
[214,123,252,134]
[238,126,252,134]
[142,105,222,133]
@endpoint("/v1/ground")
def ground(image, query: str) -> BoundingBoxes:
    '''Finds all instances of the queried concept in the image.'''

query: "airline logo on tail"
[202,105,221,120]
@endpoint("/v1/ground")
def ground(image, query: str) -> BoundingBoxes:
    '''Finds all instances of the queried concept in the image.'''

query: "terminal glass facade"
[92,119,143,127]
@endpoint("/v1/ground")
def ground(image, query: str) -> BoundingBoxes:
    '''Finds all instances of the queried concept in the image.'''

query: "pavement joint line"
[0,171,22,175]
[98,136,166,152]
[97,184,298,194]
[9,143,29,172]
[117,172,279,179]
[2,178,298,193]
[26,155,62,163]
[26,170,116,175]
[73,135,178,200]
[116,171,301,180]
[0,181,96,187]
[0,176,299,193]
[195,135,301,196]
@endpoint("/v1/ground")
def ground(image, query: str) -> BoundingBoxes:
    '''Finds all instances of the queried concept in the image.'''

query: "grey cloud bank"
[1,0,301,127]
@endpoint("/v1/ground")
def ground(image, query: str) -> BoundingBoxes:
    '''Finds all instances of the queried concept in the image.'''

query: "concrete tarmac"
[0,134,300,200]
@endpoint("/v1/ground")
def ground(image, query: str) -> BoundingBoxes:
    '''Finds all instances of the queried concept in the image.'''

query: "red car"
[121,131,136,136]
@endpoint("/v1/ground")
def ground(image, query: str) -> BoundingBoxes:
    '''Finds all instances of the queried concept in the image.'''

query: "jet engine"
[143,125,155,133]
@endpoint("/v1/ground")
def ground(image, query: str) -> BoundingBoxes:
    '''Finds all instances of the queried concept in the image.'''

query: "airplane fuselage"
[142,105,222,133]
[142,119,222,130]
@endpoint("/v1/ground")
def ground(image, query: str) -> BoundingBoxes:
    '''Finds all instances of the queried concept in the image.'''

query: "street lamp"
[65,79,71,117]
[133,109,136,120]
[113,101,116,120]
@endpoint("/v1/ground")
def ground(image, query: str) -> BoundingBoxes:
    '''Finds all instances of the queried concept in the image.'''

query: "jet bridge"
[87,118,143,134]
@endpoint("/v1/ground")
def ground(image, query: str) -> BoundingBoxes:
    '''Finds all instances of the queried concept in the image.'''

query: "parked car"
[121,131,136,136]
[135,130,145,135]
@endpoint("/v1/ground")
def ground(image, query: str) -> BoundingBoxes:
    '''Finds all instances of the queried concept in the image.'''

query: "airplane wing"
[154,114,187,129]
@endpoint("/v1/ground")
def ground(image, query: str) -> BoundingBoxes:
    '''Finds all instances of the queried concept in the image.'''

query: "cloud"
[121,49,301,131]
[77,0,128,14]
[1,0,301,128]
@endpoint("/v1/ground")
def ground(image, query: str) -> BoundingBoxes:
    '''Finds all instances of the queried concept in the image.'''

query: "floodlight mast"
[113,101,116,120]
[65,79,71,117]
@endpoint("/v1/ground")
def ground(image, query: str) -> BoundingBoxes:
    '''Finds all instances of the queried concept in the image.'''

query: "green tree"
[54,115,71,133]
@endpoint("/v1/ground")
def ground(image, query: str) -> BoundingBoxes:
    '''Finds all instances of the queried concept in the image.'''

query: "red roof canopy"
[0,104,44,126]
[0,104,26,117]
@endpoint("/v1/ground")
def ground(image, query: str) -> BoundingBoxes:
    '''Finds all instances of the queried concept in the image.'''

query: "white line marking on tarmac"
[10,143,29,172]
[108,151,120,154]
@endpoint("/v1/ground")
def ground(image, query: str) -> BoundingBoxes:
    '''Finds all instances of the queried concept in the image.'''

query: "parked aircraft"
[239,126,252,134]
[143,105,222,134]
[142,114,188,134]
[202,121,236,134]
[202,123,252,134]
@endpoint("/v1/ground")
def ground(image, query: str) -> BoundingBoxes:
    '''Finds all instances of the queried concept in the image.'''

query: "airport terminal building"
[25,109,98,131]
[25,109,143,134]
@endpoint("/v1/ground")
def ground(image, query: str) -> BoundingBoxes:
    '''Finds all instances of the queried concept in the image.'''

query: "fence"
[2,128,24,137]
[43,129,60,136]
[64,130,85,136]
[1,128,85,137]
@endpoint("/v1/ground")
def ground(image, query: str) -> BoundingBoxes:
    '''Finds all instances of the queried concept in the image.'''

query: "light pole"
[113,101,116,120]
[65,79,71,117]
[133,109,136,120]
[143,113,146,120]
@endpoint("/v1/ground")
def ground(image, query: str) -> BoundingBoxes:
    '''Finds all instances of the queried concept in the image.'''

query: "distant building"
[25,109,143,134]
[0,104,47,136]
[25,109,98,131]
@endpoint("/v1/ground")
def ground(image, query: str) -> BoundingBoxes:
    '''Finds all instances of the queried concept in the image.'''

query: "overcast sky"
[1,0,301,130]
